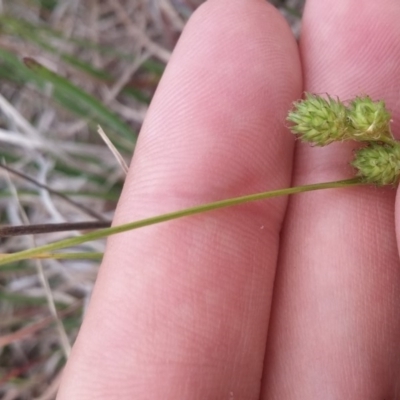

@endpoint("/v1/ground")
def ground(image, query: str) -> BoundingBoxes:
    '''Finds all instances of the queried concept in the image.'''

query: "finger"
[262,1,400,399]
[57,1,301,399]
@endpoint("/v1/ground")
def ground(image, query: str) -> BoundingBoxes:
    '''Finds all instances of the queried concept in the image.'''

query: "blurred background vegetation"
[0,0,303,398]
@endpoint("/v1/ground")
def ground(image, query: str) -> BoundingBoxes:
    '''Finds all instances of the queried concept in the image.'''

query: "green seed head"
[287,93,348,146]
[347,96,392,142]
[352,143,400,186]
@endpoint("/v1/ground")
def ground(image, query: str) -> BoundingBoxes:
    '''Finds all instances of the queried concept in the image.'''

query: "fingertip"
[114,0,302,225]
[301,0,400,103]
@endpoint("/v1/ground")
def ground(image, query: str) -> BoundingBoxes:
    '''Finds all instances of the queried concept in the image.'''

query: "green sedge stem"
[0,178,362,266]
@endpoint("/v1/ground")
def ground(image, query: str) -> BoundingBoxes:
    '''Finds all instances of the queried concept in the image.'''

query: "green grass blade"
[0,14,165,75]
[0,291,71,307]
[35,252,103,260]
[23,57,136,142]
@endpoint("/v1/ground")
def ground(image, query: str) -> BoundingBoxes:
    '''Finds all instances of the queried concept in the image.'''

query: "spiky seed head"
[347,96,392,142]
[352,143,400,186]
[287,93,348,146]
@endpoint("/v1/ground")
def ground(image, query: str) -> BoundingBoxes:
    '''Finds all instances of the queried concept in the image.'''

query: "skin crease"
[56,0,400,399]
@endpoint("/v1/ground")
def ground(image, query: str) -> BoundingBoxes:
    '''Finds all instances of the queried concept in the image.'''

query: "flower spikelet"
[287,93,348,146]
[347,96,392,142]
[352,143,400,186]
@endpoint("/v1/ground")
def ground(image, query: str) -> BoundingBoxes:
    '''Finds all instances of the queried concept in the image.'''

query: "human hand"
[57,0,400,398]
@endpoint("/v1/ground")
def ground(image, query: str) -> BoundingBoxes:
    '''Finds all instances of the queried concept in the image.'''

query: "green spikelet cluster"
[287,93,399,186]
[287,93,348,146]
[352,144,400,186]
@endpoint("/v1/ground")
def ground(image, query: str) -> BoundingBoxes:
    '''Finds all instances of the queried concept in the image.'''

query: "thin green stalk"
[0,178,362,266]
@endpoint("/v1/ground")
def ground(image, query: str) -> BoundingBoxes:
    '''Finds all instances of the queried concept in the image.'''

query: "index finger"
[57,1,301,398]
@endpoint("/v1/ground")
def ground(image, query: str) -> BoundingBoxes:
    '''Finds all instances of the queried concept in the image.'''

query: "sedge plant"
[1,93,399,266]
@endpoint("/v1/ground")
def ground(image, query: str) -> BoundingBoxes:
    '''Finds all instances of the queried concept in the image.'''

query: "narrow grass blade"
[23,58,136,143]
